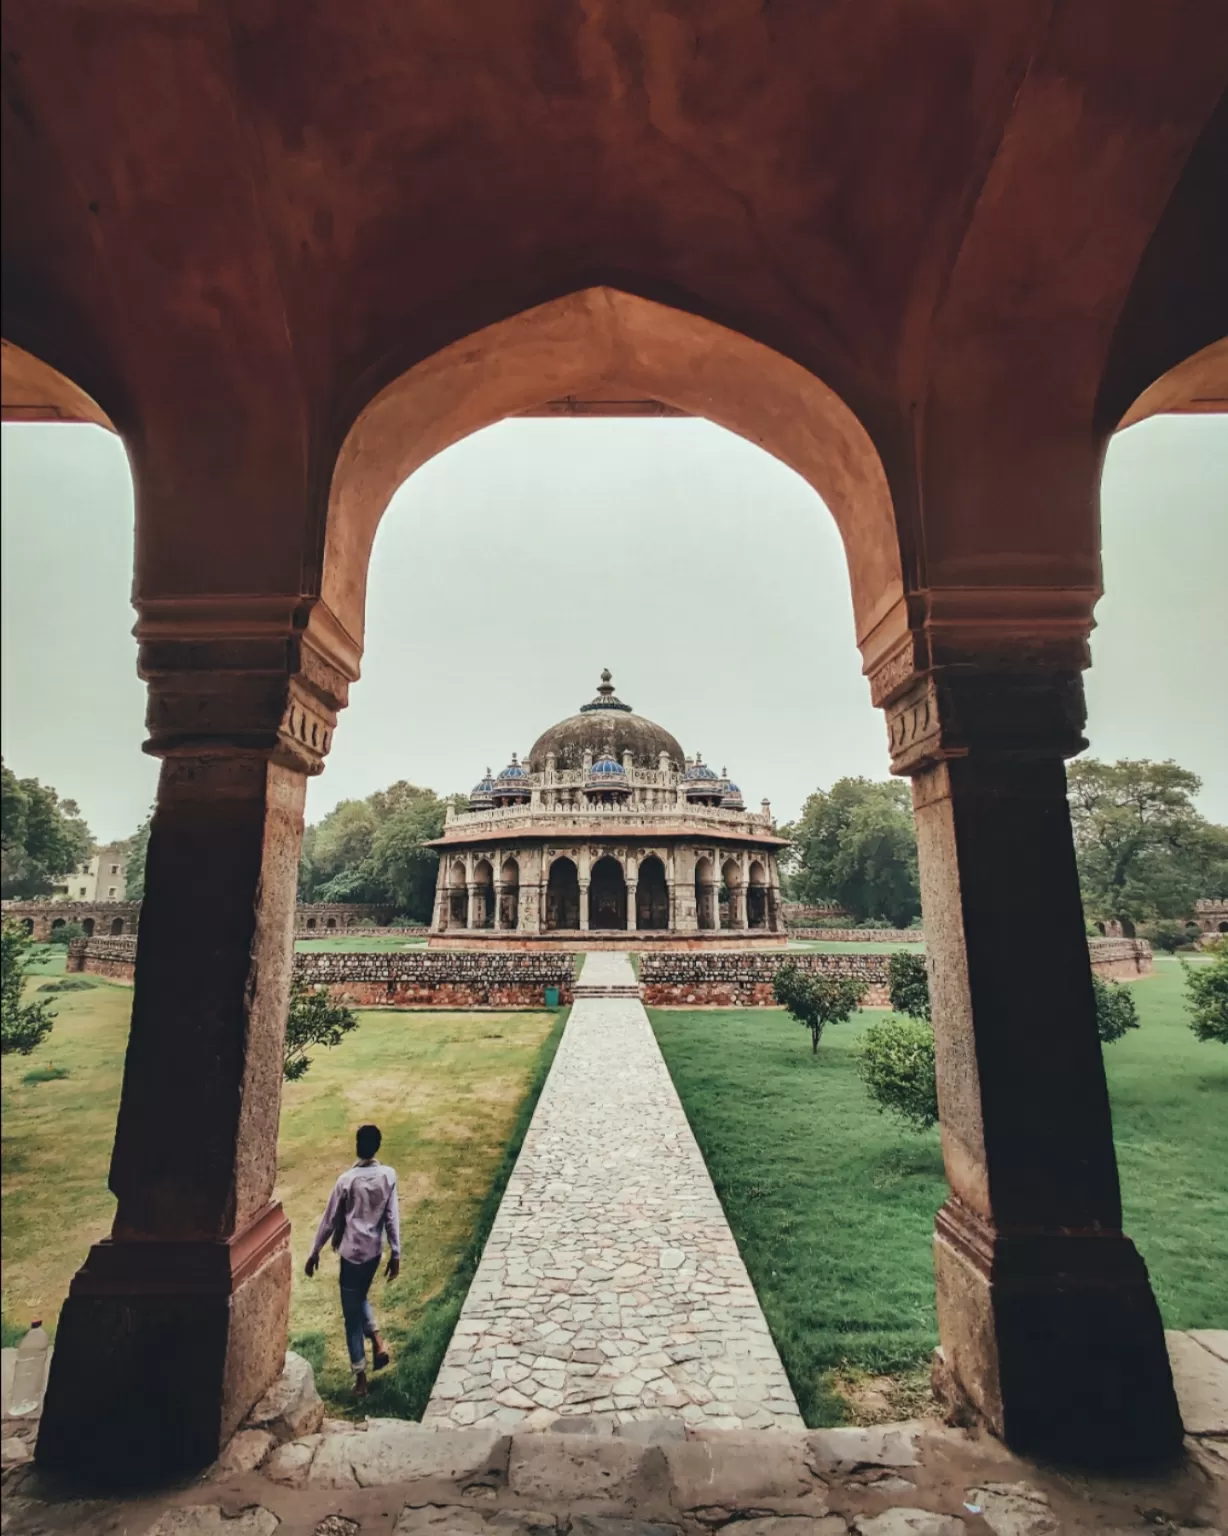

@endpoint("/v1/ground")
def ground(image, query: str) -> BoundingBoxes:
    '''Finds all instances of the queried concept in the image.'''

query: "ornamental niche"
[427,672,786,948]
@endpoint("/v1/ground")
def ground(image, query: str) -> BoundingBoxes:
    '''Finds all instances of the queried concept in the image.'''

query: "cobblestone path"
[424,952,802,1432]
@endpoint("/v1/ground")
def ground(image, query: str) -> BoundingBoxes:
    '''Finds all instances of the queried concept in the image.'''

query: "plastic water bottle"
[8,1321,50,1417]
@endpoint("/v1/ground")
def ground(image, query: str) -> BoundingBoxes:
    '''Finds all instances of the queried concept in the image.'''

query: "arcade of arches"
[4,2,1226,1481]
[428,674,786,944]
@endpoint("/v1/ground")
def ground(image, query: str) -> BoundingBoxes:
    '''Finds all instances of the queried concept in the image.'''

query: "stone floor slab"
[425,957,802,1431]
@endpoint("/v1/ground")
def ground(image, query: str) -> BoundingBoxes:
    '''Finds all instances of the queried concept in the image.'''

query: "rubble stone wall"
[787,928,925,943]
[294,949,575,1008]
[1087,937,1154,978]
[640,950,892,1007]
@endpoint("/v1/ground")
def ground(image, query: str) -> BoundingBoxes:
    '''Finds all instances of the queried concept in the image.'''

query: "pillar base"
[933,1199,1183,1469]
[36,1205,290,1483]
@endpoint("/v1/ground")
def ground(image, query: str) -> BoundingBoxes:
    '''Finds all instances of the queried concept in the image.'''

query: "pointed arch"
[317,288,901,674]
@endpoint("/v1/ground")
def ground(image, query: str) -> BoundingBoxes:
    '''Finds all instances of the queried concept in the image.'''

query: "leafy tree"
[857,1018,938,1131]
[1140,920,1201,954]
[1067,759,1227,931]
[283,976,360,1081]
[1,761,93,899]
[1092,976,1139,1043]
[298,782,461,922]
[787,777,920,927]
[772,960,866,1053]
[1183,950,1228,1045]
[121,811,153,903]
[887,950,931,1021]
[1,920,56,1056]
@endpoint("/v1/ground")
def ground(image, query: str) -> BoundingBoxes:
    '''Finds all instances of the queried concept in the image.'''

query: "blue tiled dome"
[683,756,718,783]
[469,768,496,809]
[497,754,528,782]
[721,782,745,810]
[589,753,626,777]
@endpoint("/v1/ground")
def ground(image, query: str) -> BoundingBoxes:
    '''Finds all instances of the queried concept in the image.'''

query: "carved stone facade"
[428,674,787,946]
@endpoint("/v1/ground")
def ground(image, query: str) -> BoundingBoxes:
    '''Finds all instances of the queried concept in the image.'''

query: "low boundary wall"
[67,934,1151,1007]
[1087,937,1154,978]
[640,950,891,1007]
[68,937,572,1008]
[787,928,925,943]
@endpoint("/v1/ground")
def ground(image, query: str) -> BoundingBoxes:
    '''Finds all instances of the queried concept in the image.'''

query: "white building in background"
[52,842,127,902]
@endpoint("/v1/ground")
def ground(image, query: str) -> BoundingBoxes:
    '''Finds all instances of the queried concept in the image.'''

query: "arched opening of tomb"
[110,918,125,935]
[499,858,520,931]
[305,917,317,929]
[694,857,718,931]
[472,859,495,930]
[51,918,65,933]
[448,861,468,929]
[721,860,742,930]
[589,856,627,931]
[1219,922,1227,934]
[21,918,34,935]
[347,915,359,927]
[747,861,768,930]
[546,857,580,932]
[636,856,670,931]
[82,917,95,937]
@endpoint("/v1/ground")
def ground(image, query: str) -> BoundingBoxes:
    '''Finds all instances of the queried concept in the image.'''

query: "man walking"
[305,1123,401,1399]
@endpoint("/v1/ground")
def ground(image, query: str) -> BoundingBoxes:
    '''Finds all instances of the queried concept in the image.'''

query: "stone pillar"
[434,868,449,931]
[467,882,481,929]
[626,880,638,931]
[880,663,1181,1468]
[493,882,506,930]
[579,881,590,931]
[38,617,349,1480]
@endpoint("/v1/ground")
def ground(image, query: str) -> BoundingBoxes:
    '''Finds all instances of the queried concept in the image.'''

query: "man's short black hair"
[356,1124,382,1159]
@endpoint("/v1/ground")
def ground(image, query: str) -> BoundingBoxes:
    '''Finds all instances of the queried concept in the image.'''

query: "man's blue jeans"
[339,1256,381,1373]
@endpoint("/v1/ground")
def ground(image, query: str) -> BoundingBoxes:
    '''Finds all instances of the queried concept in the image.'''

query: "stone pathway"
[423,953,802,1431]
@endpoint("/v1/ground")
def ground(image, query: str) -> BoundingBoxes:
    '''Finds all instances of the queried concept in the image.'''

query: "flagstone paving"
[423,952,803,1431]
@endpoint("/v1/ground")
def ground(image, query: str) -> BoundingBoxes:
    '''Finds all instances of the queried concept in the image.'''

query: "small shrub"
[857,1017,938,1131]
[1141,920,1200,954]
[1,919,56,1056]
[38,977,97,993]
[22,1064,71,1085]
[1092,975,1139,1043]
[1184,950,1228,1044]
[283,977,360,1081]
[772,960,866,1054]
[887,951,930,1022]
[46,922,86,947]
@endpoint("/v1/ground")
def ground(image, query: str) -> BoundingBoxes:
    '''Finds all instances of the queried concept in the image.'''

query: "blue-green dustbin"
[544,986,560,1008]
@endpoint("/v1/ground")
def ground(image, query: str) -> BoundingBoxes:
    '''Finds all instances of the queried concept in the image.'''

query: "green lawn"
[650,955,1227,1426]
[1,976,562,1416]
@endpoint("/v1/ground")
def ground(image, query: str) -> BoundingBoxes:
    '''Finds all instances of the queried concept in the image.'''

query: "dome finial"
[598,669,614,695]
[581,670,632,714]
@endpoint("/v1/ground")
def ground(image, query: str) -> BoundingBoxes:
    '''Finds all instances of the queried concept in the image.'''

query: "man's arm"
[384,1172,401,1279]
[305,1179,342,1276]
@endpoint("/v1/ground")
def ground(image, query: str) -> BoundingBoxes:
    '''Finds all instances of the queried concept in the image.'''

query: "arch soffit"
[1115,337,1228,432]
[321,288,900,660]
[1,340,115,430]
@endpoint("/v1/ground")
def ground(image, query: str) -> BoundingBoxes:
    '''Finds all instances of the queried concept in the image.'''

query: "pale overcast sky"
[2,415,1225,845]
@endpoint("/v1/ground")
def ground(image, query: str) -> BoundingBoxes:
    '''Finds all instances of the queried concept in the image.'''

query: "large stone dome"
[528,672,685,773]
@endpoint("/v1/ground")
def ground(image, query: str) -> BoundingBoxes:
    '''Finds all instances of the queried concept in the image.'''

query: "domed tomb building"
[429,673,787,948]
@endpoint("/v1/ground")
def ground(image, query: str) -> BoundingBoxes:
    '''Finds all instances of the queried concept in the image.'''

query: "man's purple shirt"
[310,1159,401,1265]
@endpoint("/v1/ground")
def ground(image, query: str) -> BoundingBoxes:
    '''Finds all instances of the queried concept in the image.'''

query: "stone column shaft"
[626,880,638,931]
[881,662,1180,1468]
[38,613,349,1481]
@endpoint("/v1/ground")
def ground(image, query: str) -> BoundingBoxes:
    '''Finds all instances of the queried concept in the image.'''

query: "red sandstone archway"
[316,289,903,684]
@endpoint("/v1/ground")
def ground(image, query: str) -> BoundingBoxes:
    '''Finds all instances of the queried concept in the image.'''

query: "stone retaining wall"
[66,936,138,980]
[787,927,925,943]
[295,949,575,1008]
[295,925,427,939]
[1087,937,1154,978]
[640,950,892,1007]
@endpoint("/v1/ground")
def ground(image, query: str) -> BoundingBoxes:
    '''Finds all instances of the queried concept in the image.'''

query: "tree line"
[779,759,1227,939]
[5,754,1225,936]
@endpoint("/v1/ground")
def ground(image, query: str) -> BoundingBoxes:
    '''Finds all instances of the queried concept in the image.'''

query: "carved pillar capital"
[135,596,357,775]
[883,667,1087,777]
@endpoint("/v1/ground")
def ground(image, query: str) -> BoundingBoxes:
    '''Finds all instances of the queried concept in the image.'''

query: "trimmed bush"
[1092,975,1140,1043]
[856,1017,938,1131]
